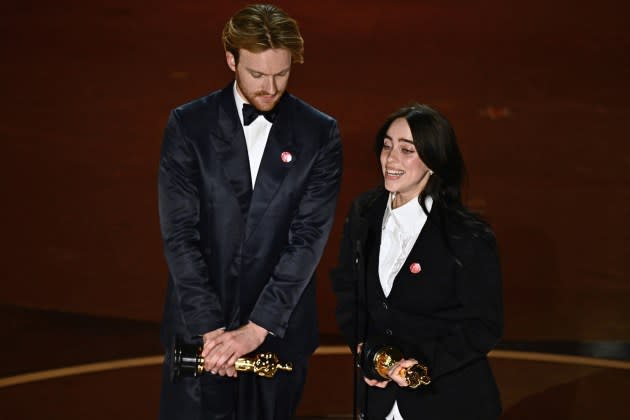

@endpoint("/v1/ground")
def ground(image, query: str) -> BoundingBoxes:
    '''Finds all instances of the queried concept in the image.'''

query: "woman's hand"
[387,358,419,387]
[363,376,390,388]
[358,342,390,388]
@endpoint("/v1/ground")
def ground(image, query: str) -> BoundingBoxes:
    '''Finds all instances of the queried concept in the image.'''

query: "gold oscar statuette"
[170,336,292,382]
[360,342,431,389]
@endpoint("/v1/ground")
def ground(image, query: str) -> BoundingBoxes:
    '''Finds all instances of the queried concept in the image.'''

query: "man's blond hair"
[222,4,304,64]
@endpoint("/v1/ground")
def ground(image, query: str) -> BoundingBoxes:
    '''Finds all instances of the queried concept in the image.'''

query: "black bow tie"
[242,103,277,126]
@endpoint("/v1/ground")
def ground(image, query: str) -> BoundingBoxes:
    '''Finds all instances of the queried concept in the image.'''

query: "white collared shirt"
[378,192,433,420]
[379,193,433,297]
[233,82,273,188]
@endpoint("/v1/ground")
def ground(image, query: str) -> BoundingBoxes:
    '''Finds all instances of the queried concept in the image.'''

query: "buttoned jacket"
[331,187,503,419]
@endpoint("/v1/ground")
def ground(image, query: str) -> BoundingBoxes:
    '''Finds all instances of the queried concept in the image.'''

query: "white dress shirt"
[233,82,273,188]
[378,192,433,420]
[233,82,277,337]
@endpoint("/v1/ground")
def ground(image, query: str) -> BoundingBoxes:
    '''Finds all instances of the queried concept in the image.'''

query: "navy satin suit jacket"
[158,83,342,363]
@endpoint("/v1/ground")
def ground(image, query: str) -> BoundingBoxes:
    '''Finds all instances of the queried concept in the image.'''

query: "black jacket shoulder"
[349,186,387,218]
[288,94,336,126]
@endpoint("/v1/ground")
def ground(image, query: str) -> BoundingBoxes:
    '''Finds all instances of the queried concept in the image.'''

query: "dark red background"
[1,0,629,344]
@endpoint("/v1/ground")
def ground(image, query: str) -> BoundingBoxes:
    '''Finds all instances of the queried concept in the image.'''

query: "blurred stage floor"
[1,305,629,419]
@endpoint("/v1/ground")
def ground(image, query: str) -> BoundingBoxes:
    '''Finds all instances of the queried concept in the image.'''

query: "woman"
[331,104,503,419]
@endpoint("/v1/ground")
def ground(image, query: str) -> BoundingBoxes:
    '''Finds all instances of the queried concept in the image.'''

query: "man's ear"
[226,51,237,71]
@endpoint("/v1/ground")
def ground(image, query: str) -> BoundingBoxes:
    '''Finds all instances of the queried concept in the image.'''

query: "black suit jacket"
[331,188,503,419]
[158,83,342,362]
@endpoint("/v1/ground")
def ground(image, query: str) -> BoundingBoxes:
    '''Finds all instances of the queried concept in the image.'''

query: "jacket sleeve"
[330,200,369,353]
[248,119,343,338]
[406,236,503,380]
[158,110,224,337]
[330,211,358,350]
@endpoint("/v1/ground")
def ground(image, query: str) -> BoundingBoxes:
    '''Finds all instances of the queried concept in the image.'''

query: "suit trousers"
[159,355,308,420]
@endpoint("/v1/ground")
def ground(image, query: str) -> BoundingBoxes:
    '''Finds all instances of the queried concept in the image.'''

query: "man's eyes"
[250,72,288,79]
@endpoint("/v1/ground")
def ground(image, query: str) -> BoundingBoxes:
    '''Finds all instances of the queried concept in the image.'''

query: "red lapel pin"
[281,151,293,163]
[409,262,421,274]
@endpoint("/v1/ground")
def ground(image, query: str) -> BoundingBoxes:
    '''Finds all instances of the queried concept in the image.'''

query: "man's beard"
[236,76,282,111]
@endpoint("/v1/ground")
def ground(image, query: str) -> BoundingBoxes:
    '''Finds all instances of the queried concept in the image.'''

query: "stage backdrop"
[1,0,628,343]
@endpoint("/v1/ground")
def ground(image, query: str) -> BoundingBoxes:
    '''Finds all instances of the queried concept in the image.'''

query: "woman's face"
[380,117,432,206]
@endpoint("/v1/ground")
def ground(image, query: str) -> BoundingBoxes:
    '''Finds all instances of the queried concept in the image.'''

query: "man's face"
[226,48,292,112]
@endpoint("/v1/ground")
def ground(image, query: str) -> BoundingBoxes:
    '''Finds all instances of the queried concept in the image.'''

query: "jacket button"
[382,301,388,310]
[385,329,393,336]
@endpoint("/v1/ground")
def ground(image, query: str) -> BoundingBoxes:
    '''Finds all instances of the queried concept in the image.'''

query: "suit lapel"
[210,84,253,223]
[387,204,441,299]
[245,94,298,241]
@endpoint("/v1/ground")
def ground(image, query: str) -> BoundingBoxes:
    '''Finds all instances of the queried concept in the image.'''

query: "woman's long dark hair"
[375,103,496,259]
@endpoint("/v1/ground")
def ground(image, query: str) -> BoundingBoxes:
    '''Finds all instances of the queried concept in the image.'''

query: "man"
[158,4,342,420]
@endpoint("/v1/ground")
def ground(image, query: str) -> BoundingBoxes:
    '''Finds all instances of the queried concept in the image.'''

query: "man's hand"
[201,322,268,377]
[202,328,226,349]
[200,328,226,374]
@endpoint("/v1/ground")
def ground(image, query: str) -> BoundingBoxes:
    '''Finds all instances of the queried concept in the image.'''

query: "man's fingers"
[227,366,237,377]
[203,325,265,372]
[201,328,227,357]
[227,353,240,368]
[202,329,225,345]
[204,343,239,374]
[215,349,235,369]
[203,344,227,371]
[201,337,223,357]
[201,343,215,358]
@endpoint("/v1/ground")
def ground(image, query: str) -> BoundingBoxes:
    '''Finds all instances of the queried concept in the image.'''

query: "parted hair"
[222,4,304,64]
[375,104,496,250]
